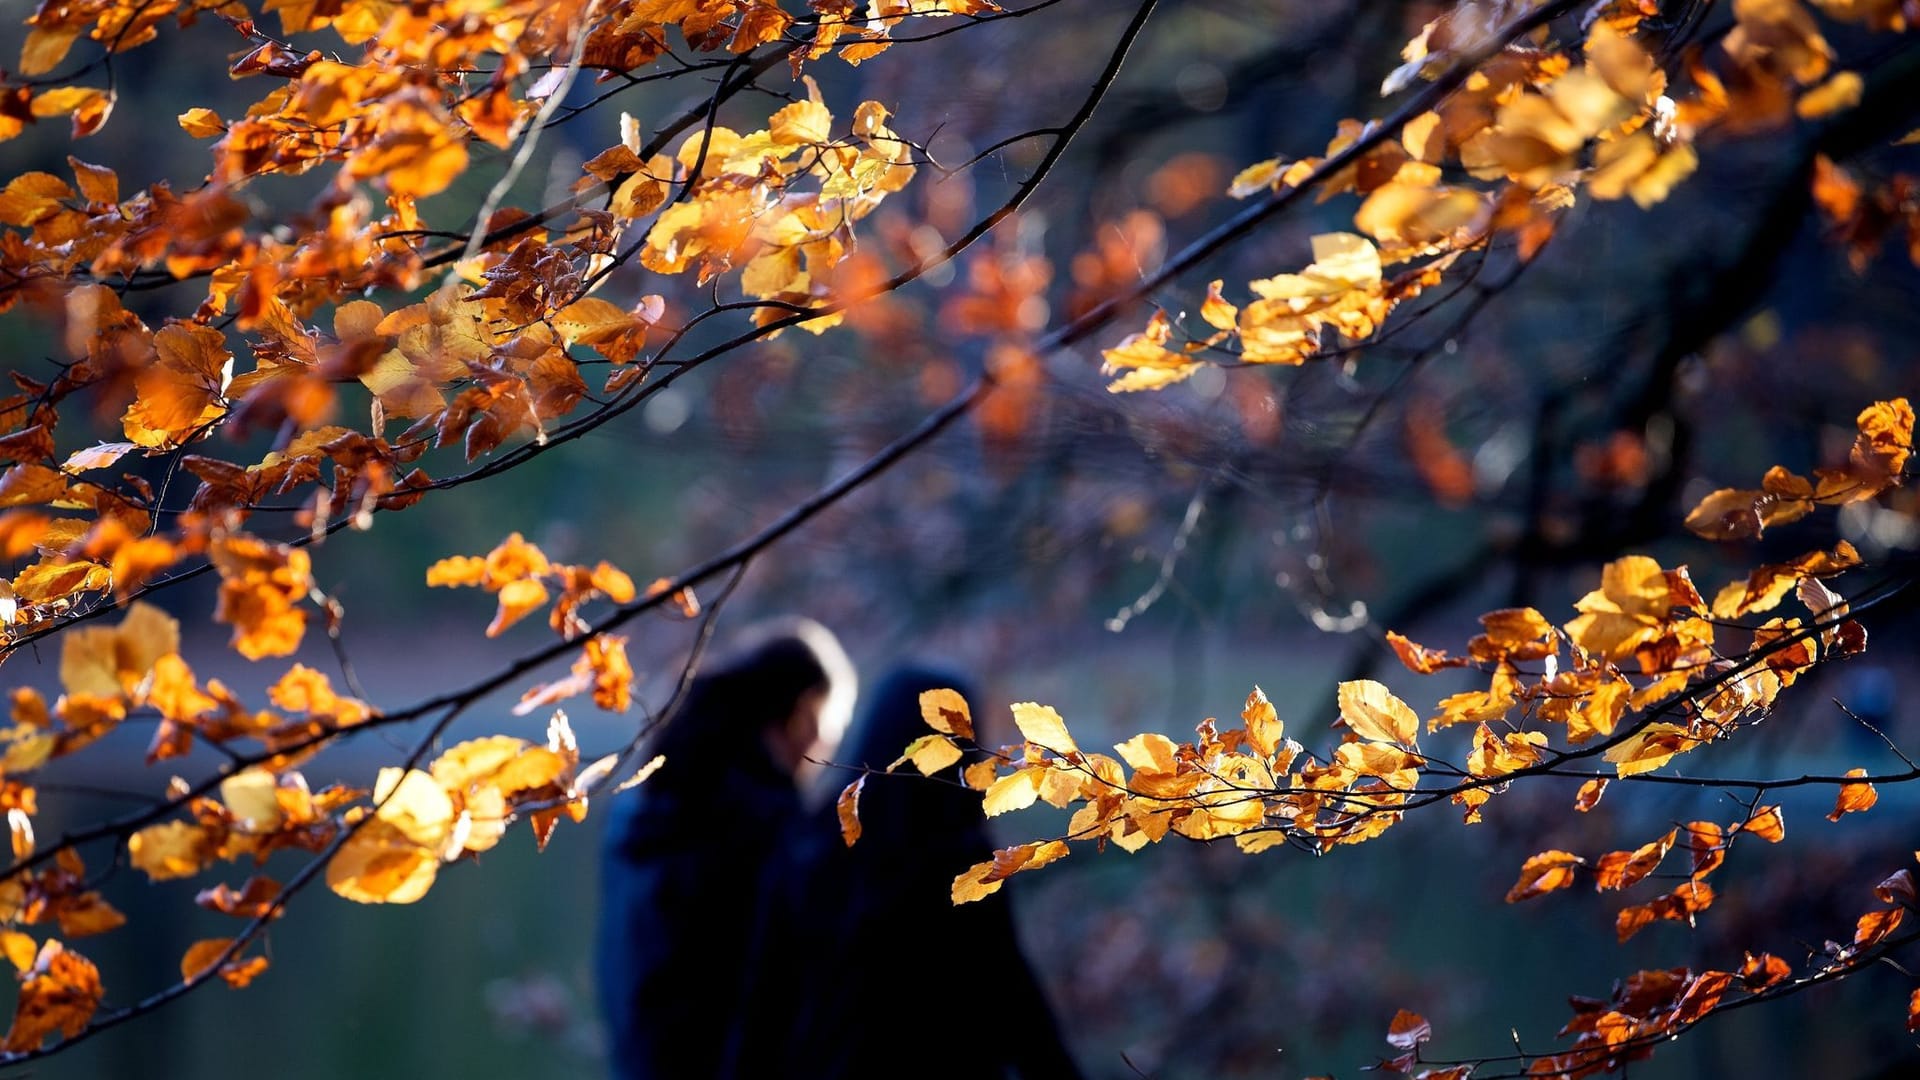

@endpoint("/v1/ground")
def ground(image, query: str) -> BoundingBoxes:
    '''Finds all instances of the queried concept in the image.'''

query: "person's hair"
[649,616,855,766]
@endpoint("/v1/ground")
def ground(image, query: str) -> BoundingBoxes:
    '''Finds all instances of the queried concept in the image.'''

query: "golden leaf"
[893,734,963,776]
[1828,767,1878,821]
[219,768,285,833]
[326,818,438,904]
[1336,679,1419,746]
[1242,687,1285,758]
[1115,732,1179,776]
[129,820,214,881]
[917,688,973,739]
[1741,804,1786,843]
[982,766,1043,816]
[1011,702,1077,753]
[1603,722,1696,776]
[1506,850,1583,903]
[371,767,454,850]
[3,941,102,1052]
[1796,71,1863,118]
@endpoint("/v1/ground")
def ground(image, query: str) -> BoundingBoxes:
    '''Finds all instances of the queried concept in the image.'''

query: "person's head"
[657,617,856,784]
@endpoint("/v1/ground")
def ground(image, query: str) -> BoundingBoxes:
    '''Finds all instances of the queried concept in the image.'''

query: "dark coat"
[596,681,803,1080]
[726,667,1086,1080]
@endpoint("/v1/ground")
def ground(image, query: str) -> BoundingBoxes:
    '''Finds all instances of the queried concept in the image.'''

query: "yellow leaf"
[951,860,1003,904]
[1,732,54,775]
[1011,702,1076,753]
[326,818,438,904]
[917,688,973,739]
[1336,679,1419,746]
[893,733,963,776]
[128,820,213,881]
[178,107,225,138]
[487,578,550,637]
[1200,280,1238,332]
[371,767,454,850]
[769,93,832,148]
[430,736,528,791]
[219,768,284,832]
[1796,71,1863,119]
[1114,732,1179,775]
[20,26,79,77]
[982,767,1042,816]
[1604,722,1695,777]
[0,930,35,973]
[1506,850,1584,902]
[550,297,639,347]
[1242,686,1285,758]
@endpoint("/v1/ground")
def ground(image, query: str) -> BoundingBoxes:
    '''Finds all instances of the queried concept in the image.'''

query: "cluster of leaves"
[1100,0,1912,391]
[848,397,1918,1073]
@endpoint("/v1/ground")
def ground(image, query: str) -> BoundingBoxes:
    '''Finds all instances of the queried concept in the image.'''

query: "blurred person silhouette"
[725,664,1086,1079]
[596,617,856,1080]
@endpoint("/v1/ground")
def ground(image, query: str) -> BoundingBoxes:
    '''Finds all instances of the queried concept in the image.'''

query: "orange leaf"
[1741,804,1786,843]
[1574,778,1608,813]
[1828,768,1878,821]
[1854,907,1904,950]
[1507,850,1583,903]
[1385,1008,1431,1050]
[1593,830,1674,891]
[1740,951,1791,991]
[1386,631,1467,674]
[180,938,268,988]
[2,940,102,1052]
[836,776,863,848]
[1684,821,1726,879]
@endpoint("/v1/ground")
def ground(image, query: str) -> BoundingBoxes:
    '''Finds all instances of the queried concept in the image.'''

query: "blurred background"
[3,0,1920,1076]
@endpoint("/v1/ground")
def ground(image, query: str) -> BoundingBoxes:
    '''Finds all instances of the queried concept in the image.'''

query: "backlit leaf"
[1337,679,1419,747]
[1828,768,1878,821]
[1011,702,1077,753]
[836,776,863,847]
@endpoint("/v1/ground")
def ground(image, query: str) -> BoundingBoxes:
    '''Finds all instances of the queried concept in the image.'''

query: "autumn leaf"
[128,820,215,881]
[210,535,312,659]
[892,734,963,776]
[836,776,863,847]
[1011,702,1077,754]
[180,938,269,988]
[1506,850,1583,903]
[1337,679,1419,747]
[326,818,439,905]
[1575,778,1608,813]
[1828,768,1878,821]
[1741,804,1787,843]
[982,766,1044,816]
[918,688,973,739]
[122,324,232,449]
[3,940,102,1052]
[1604,722,1697,777]
[1853,907,1904,950]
